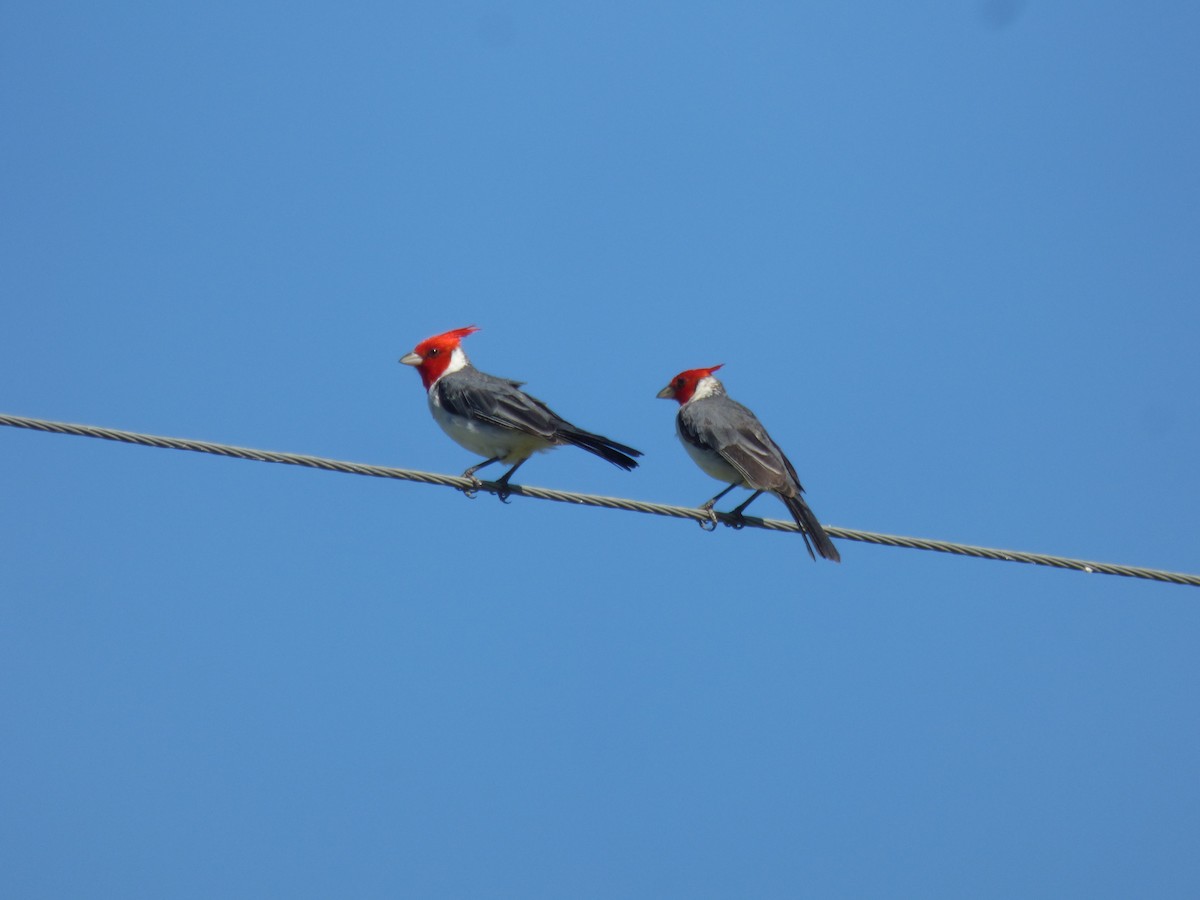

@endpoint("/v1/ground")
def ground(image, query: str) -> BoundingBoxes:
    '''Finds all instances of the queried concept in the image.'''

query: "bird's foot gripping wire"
[460,456,503,500]
[458,467,487,499]
[697,485,738,532]
[489,460,525,505]
[457,477,513,503]
[721,491,761,531]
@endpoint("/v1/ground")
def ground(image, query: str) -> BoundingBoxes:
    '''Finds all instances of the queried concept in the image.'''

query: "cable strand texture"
[2,413,1196,588]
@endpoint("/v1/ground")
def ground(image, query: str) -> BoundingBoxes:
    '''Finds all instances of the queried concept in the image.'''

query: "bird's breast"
[677,425,744,486]
[428,392,551,462]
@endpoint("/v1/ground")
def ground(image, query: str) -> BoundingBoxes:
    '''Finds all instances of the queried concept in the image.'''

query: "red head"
[399,325,479,389]
[656,365,724,405]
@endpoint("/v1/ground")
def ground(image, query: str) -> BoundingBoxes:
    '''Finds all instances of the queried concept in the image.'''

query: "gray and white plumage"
[431,364,640,469]
[401,327,640,482]
[660,366,840,562]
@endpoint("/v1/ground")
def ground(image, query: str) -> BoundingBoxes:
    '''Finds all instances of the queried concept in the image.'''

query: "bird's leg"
[700,483,739,509]
[698,483,739,530]
[462,456,501,480]
[492,459,527,504]
[725,490,765,530]
[460,456,501,498]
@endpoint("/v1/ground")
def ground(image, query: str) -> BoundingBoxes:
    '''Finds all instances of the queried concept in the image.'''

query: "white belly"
[430,396,551,462]
[678,427,744,486]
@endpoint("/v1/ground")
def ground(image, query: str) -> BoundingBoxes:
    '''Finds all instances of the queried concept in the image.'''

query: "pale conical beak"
[656,384,675,400]
[399,352,422,366]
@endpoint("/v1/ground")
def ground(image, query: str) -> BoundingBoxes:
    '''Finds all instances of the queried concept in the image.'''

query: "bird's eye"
[428,347,440,356]
[674,378,684,388]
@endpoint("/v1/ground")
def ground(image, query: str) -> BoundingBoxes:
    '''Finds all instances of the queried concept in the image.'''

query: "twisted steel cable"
[2,412,1196,587]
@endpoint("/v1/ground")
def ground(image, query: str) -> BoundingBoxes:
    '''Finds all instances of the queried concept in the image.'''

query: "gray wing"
[435,368,565,439]
[438,367,641,468]
[680,397,803,496]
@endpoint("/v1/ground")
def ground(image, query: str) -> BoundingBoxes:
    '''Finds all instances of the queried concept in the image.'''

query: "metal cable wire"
[3,412,1197,588]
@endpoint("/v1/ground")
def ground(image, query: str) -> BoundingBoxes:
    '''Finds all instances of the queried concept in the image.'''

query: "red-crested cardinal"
[657,364,840,561]
[400,326,642,498]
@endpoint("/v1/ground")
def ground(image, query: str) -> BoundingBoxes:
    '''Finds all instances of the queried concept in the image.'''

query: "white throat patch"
[435,346,469,383]
[689,375,722,402]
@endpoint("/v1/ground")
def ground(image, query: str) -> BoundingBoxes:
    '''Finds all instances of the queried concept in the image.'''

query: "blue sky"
[2,3,1198,897]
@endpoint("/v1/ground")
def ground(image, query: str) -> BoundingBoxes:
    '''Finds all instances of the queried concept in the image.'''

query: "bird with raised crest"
[400,326,642,499]
[657,364,840,561]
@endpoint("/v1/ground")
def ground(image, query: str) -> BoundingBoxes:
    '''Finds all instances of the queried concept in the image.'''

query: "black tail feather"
[558,427,642,471]
[783,494,841,563]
